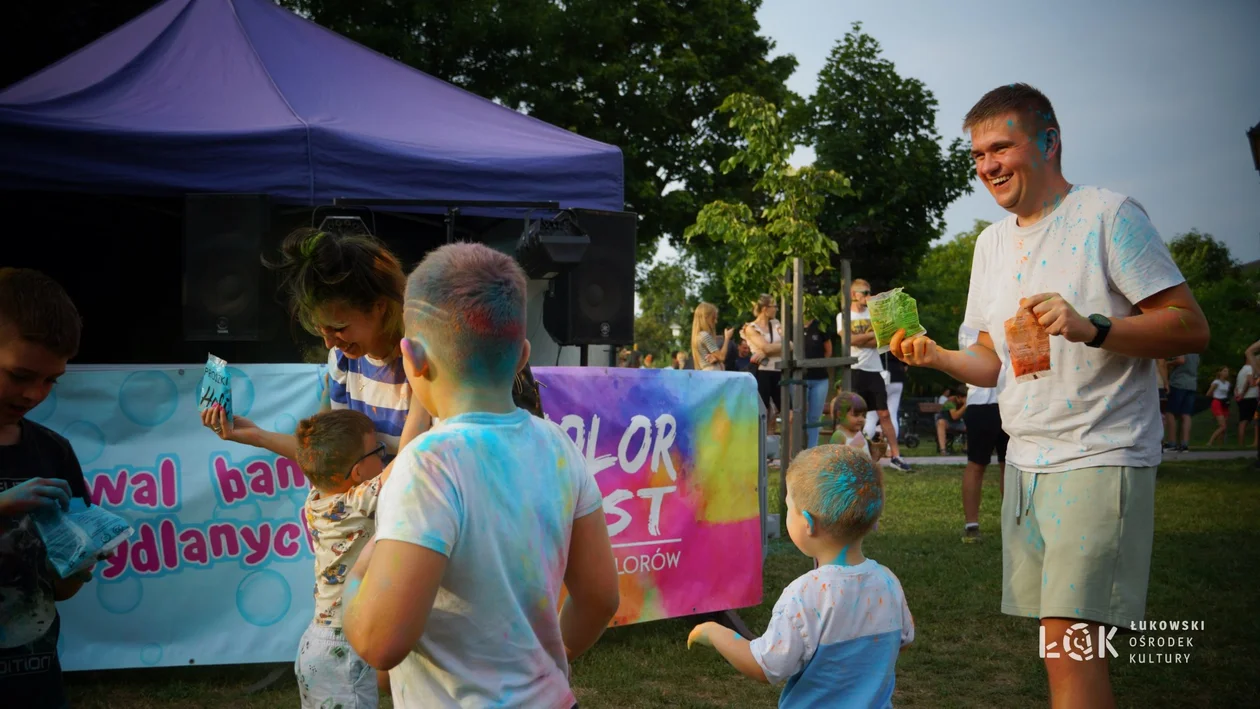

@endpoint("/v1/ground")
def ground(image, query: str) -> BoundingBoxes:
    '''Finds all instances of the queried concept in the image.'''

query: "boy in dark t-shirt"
[0,268,92,708]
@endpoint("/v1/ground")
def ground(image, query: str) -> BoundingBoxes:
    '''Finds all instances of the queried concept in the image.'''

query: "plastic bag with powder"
[33,498,133,579]
[1004,308,1052,382]
[197,354,232,422]
[866,288,927,353]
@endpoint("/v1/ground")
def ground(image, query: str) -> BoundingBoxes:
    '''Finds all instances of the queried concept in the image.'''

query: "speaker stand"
[579,346,588,367]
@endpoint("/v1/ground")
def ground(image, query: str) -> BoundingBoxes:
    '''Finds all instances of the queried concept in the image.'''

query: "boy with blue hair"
[343,242,620,708]
[688,445,914,707]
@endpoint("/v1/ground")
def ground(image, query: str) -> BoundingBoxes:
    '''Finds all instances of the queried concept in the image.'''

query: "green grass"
[888,407,1260,457]
[66,460,1260,708]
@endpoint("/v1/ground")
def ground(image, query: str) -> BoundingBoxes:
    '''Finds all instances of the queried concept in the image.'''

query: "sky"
[651,0,1260,273]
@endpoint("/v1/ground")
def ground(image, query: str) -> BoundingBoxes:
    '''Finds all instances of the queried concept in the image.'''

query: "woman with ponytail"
[199,228,431,460]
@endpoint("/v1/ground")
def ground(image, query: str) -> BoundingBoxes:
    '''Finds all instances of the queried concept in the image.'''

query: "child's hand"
[687,621,723,649]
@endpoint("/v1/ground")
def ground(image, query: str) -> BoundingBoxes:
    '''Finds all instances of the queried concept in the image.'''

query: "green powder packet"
[866,288,926,353]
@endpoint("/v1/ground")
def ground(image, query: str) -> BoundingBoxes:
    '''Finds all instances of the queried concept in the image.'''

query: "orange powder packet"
[1004,308,1052,382]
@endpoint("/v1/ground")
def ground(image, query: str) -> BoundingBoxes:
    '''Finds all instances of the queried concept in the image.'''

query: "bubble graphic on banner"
[274,414,298,435]
[63,421,106,465]
[227,367,255,416]
[97,576,144,614]
[213,501,262,523]
[119,371,179,427]
[27,389,55,423]
[236,569,291,627]
[140,643,163,666]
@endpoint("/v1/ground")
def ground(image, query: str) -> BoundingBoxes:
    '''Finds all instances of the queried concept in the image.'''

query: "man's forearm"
[1098,308,1209,359]
[851,334,877,348]
[559,597,612,661]
[933,346,1002,388]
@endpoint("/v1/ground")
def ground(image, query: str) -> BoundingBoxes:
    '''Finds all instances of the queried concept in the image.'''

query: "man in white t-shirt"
[890,83,1209,707]
[839,278,911,471]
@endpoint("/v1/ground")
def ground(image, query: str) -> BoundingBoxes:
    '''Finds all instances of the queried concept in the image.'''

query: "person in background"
[293,409,388,709]
[343,243,618,708]
[1236,345,1258,448]
[641,353,655,369]
[1165,352,1200,452]
[726,338,753,373]
[691,302,733,372]
[1204,367,1231,447]
[842,279,910,471]
[686,445,913,707]
[743,294,784,435]
[1156,358,1171,442]
[958,324,1008,543]
[1248,340,1260,469]
[672,351,689,370]
[201,228,432,464]
[935,389,967,455]
[0,268,94,709]
[828,391,871,459]
[802,318,832,448]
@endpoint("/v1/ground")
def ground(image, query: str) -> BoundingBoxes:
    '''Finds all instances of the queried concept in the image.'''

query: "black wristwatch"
[1086,313,1111,348]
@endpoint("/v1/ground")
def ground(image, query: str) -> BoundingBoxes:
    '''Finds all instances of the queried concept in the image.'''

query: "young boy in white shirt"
[687,445,914,707]
[343,242,620,708]
[292,409,388,708]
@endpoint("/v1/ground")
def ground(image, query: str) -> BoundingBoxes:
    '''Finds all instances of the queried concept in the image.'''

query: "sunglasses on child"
[852,289,870,295]
[345,442,387,478]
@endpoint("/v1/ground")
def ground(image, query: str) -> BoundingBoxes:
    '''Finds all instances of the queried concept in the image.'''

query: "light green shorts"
[1001,465,1156,629]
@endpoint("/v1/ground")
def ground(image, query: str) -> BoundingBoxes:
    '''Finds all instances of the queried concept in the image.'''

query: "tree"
[806,23,974,291]
[684,93,854,328]
[1169,230,1260,388]
[280,0,797,263]
[634,258,699,364]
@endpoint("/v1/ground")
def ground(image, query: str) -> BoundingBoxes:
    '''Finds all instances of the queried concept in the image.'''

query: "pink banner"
[534,367,763,626]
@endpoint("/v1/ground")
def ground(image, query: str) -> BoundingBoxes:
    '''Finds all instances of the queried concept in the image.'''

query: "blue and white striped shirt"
[327,347,411,453]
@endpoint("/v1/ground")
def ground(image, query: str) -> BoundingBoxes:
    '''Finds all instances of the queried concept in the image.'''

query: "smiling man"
[890,84,1209,708]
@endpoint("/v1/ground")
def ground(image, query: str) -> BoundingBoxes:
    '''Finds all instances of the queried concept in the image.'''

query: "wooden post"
[792,257,806,460]
[840,259,853,393]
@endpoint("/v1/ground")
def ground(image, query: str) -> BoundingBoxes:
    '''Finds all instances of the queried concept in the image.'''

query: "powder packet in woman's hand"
[1004,308,1052,382]
[33,498,133,579]
[867,288,927,353]
[197,354,232,422]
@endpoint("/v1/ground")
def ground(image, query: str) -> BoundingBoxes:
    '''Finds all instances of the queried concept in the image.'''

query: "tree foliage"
[280,0,797,264]
[684,93,854,327]
[1168,230,1260,386]
[633,258,698,362]
[806,22,974,291]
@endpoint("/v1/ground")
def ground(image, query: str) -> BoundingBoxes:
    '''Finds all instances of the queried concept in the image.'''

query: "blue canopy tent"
[0,0,624,210]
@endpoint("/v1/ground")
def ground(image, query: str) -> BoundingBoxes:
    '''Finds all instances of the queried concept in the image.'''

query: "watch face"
[1091,314,1111,328]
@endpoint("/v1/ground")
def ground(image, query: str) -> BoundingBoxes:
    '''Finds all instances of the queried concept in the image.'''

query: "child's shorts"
[295,623,378,709]
[1001,465,1156,630]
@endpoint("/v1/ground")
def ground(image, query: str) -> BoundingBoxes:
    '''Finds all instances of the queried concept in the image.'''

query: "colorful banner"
[33,363,761,670]
[29,364,326,671]
[534,367,763,626]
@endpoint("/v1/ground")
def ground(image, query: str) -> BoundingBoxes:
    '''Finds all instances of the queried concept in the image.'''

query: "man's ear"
[401,337,428,380]
[1043,127,1060,161]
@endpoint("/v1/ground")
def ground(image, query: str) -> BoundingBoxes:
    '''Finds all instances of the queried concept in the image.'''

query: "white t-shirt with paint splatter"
[376,408,603,709]
[962,185,1186,472]
[749,560,914,707]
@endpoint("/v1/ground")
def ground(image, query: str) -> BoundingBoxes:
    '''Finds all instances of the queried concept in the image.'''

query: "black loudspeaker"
[182,194,270,341]
[543,209,636,346]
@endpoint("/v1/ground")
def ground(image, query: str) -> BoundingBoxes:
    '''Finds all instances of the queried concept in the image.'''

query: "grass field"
[886,407,1259,458]
[66,459,1260,708]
